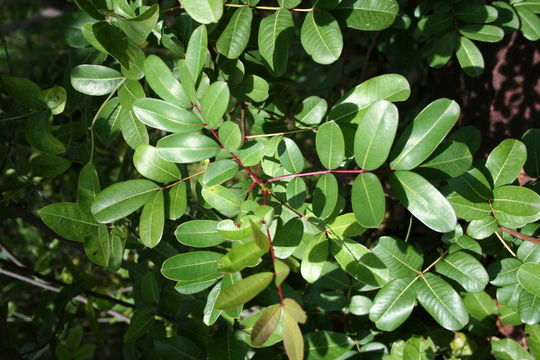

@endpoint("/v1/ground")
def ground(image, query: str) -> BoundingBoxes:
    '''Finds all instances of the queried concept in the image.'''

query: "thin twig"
[162,170,205,189]
[494,230,517,257]
[245,128,313,139]
[420,250,449,275]
[0,266,130,323]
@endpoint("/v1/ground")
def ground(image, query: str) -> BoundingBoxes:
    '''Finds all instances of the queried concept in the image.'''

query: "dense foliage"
[1,0,540,359]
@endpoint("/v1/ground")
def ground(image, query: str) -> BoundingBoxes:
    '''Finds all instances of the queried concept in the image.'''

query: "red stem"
[209,128,263,184]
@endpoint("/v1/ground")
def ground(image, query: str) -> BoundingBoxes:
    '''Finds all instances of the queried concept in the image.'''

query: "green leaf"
[180,0,223,24]
[78,162,101,213]
[2,75,44,109]
[154,336,205,359]
[201,81,230,129]
[25,111,65,155]
[141,272,159,304]
[301,10,343,65]
[516,6,540,41]
[466,216,498,240]
[91,179,159,223]
[372,236,423,278]
[326,213,366,239]
[94,97,122,144]
[278,0,301,8]
[519,290,540,325]
[518,239,540,263]
[390,98,460,170]
[231,74,269,102]
[389,171,457,233]
[493,1,521,32]
[493,185,540,217]
[134,144,181,183]
[30,154,71,178]
[283,298,307,324]
[446,170,492,221]
[175,220,226,247]
[139,191,165,248]
[416,273,469,331]
[175,59,199,105]
[463,291,497,320]
[175,275,220,295]
[278,138,304,173]
[208,328,248,359]
[489,258,522,286]
[123,308,154,342]
[369,277,418,331]
[428,32,458,69]
[459,24,505,43]
[301,233,329,283]
[486,139,527,188]
[304,331,354,360]
[251,304,282,347]
[112,4,159,45]
[274,218,304,259]
[354,100,398,170]
[217,7,253,59]
[236,141,265,166]
[313,173,338,219]
[70,65,124,96]
[328,74,410,124]
[518,263,540,298]
[348,295,372,316]
[527,324,540,359]
[144,55,189,106]
[203,160,239,187]
[185,25,207,81]
[522,129,540,177]
[316,121,345,169]
[258,9,295,76]
[166,181,187,220]
[448,168,492,201]
[219,121,242,151]
[41,85,66,115]
[455,36,485,77]
[204,283,223,326]
[118,80,145,109]
[92,22,145,77]
[491,338,534,360]
[119,107,149,149]
[351,173,385,228]
[202,185,242,216]
[455,4,498,23]
[218,242,265,273]
[334,0,399,31]
[161,251,222,281]
[282,311,304,360]
[217,218,253,240]
[84,225,110,267]
[73,0,106,20]
[132,98,203,133]
[418,141,473,178]
[156,133,220,163]
[295,96,327,128]
[330,237,389,287]
[38,202,98,242]
[436,251,489,292]
[215,272,273,310]
[287,177,307,209]
[108,227,127,271]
